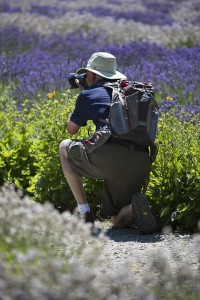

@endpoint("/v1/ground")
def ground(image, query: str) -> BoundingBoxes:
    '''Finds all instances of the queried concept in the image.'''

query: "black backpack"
[102,80,159,147]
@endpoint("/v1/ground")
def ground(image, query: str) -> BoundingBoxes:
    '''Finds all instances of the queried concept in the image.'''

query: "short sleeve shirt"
[70,85,112,130]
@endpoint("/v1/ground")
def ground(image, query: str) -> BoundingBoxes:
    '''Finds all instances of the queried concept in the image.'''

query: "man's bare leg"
[59,140,87,204]
[111,204,135,228]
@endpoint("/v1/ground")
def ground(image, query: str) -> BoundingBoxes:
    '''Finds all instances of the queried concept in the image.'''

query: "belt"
[108,137,149,153]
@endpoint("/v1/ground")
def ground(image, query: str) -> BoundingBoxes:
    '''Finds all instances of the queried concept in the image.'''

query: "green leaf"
[160,206,170,218]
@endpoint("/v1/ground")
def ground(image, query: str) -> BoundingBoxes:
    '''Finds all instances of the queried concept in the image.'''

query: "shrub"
[0,184,128,299]
[1,91,200,230]
[0,184,200,300]
[0,92,101,213]
[148,109,200,232]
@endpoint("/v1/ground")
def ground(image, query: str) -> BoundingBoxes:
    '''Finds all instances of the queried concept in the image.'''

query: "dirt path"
[97,223,200,284]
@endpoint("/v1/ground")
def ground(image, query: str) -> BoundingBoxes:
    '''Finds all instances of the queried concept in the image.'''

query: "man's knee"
[59,139,71,158]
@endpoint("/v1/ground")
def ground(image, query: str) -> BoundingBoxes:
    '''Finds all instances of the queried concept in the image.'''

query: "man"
[59,52,157,234]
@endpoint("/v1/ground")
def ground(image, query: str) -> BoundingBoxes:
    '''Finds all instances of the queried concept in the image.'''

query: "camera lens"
[68,73,87,89]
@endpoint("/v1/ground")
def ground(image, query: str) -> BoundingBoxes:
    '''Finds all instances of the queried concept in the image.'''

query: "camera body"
[68,73,88,89]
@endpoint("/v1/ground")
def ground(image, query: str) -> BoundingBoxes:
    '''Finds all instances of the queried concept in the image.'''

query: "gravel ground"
[95,221,200,285]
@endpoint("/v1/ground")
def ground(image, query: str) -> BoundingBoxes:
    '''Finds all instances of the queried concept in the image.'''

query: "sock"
[78,203,90,215]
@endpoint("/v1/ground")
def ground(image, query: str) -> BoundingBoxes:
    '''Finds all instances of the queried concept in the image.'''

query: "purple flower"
[0,25,199,105]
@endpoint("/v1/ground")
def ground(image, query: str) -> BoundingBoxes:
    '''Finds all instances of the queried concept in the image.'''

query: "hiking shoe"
[132,192,157,234]
[84,211,95,224]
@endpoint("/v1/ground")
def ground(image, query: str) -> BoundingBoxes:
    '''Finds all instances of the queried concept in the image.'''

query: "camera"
[68,73,88,89]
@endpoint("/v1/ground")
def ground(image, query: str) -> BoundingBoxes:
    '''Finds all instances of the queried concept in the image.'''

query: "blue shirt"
[70,85,112,130]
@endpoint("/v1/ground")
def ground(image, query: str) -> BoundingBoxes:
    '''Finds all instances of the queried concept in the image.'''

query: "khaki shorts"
[67,140,151,216]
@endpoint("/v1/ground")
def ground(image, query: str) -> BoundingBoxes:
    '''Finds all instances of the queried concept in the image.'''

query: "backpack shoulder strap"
[101,81,125,103]
[97,82,121,126]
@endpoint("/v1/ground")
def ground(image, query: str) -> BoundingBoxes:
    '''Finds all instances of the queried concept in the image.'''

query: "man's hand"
[75,79,85,91]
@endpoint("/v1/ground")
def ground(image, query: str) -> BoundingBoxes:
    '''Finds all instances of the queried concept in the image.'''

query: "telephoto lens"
[68,73,88,88]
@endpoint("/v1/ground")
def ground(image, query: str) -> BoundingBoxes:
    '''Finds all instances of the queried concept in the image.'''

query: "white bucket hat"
[76,52,126,80]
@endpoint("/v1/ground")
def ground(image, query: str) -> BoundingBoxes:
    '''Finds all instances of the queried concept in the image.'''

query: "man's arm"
[66,80,86,135]
[67,119,80,135]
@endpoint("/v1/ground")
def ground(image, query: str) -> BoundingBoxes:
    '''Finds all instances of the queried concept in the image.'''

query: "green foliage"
[0,91,102,213]
[0,90,200,231]
[0,92,71,210]
[148,112,200,232]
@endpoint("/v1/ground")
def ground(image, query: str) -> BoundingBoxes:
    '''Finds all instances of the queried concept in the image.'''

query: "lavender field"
[0,0,200,104]
[0,1,200,224]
